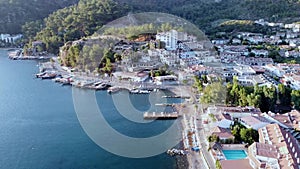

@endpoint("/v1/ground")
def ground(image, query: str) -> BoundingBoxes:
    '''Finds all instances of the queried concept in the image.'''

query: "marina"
[31,59,171,93]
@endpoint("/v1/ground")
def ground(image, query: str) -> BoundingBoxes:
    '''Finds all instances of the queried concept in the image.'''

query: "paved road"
[181,104,206,169]
[182,86,216,169]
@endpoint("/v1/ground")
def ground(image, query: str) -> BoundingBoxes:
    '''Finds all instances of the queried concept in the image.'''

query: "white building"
[251,49,269,57]
[153,75,178,85]
[235,57,273,66]
[248,142,280,169]
[234,65,256,76]
[180,57,201,66]
[0,34,22,43]
[239,116,270,130]
[0,34,10,42]
[264,63,300,78]
[156,30,187,50]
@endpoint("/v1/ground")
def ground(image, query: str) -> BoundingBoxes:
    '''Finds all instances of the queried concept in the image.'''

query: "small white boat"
[139,90,151,94]
[107,87,120,93]
[36,72,46,78]
[130,89,151,94]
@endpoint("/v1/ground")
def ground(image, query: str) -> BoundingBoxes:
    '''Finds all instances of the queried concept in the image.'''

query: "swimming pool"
[222,150,247,160]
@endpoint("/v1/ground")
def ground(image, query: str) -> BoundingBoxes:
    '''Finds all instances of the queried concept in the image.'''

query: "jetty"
[162,95,190,99]
[143,112,180,120]
[155,103,182,107]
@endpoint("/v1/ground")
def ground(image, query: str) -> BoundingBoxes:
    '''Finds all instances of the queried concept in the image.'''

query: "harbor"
[0,49,178,169]
[5,50,195,169]
[32,57,173,94]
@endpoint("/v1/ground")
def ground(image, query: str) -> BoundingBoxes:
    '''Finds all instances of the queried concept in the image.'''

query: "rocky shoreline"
[176,141,189,169]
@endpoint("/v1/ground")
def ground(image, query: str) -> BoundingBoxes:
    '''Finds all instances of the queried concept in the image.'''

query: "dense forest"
[116,0,300,30]
[3,0,300,35]
[23,0,129,54]
[0,0,79,34]
[18,0,300,54]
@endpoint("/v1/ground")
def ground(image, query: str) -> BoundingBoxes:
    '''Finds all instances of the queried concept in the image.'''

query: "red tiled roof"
[258,124,300,169]
[211,127,234,140]
[240,116,269,126]
[220,159,252,169]
[254,142,278,158]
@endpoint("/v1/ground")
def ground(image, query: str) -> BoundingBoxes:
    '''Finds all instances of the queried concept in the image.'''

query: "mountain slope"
[27,0,300,54]
[0,0,79,34]
[32,0,129,54]
[116,0,300,30]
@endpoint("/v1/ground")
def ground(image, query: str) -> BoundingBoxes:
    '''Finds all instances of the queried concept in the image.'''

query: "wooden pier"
[143,112,180,120]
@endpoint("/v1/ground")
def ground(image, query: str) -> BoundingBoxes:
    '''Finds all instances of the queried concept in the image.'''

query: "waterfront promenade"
[171,86,215,169]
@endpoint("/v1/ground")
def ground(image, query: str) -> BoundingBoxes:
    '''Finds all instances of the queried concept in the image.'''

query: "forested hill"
[2,0,300,35]
[116,0,300,30]
[0,0,79,34]
[29,0,128,54]
[24,0,300,54]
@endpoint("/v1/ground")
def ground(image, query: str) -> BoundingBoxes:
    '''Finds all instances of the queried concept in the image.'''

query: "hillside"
[2,0,300,35]
[116,0,300,30]
[0,0,79,34]
[29,0,129,54]
[25,0,300,54]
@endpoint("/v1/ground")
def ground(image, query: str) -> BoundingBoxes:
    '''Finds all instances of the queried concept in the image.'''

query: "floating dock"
[143,112,180,120]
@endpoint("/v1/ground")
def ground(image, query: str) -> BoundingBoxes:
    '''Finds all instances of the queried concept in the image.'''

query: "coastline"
[170,86,195,169]
[0,50,178,169]
[1,47,22,51]
[176,142,189,169]
[7,52,196,169]
[168,87,189,169]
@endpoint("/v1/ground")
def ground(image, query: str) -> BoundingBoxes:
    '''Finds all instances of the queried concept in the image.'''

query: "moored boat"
[41,73,57,79]
[130,89,151,94]
[107,86,120,94]
[36,72,46,78]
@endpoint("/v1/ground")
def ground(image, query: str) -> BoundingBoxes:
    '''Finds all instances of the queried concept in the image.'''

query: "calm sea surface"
[0,49,178,169]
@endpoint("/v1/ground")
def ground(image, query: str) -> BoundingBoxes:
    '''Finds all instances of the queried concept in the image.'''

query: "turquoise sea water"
[0,49,177,169]
[222,150,247,160]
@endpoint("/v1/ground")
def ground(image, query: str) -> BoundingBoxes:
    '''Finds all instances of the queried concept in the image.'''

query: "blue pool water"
[223,150,247,160]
